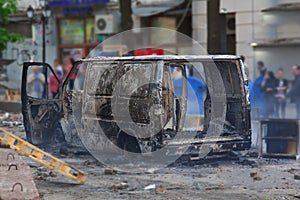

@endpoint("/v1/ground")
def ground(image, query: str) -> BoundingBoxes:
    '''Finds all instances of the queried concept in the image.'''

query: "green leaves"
[0,0,23,50]
[0,0,17,25]
[0,28,23,50]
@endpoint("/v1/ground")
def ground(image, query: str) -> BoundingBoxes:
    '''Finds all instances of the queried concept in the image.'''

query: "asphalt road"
[1,116,300,199]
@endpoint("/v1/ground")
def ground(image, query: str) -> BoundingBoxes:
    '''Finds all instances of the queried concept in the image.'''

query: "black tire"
[117,131,141,153]
[53,125,66,144]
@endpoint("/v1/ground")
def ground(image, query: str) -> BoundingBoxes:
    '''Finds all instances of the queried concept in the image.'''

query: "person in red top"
[49,63,62,98]
[66,57,76,90]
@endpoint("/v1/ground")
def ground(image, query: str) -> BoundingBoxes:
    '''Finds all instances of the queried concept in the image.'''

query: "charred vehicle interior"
[21,55,251,159]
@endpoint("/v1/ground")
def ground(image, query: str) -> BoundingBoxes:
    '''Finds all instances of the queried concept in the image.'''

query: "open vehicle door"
[21,62,65,144]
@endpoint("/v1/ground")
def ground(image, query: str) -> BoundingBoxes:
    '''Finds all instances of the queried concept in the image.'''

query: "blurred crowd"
[28,55,300,120]
[248,60,300,119]
[27,57,76,98]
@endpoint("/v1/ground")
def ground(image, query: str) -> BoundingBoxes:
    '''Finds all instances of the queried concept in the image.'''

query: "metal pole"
[207,0,221,54]
[42,15,46,63]
[42,15,48,98]
[119,0,133,31]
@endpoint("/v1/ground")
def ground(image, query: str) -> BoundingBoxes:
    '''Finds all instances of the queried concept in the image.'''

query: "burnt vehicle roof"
[80,55,241,62]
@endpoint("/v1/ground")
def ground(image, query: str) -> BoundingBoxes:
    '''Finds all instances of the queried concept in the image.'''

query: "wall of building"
[3,42,57,84]
[192,0,207,51]
[221,0,277,79]
[254,46,300,80]
[218,0,300,80]
[3,1,117,84]
[263,11,300,39]
[2,19,57,84]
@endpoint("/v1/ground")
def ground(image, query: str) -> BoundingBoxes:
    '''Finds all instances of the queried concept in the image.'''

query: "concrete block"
[0,149,39,200]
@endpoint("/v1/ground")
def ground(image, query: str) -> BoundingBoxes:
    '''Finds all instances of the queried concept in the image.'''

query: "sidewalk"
[285,103,298,119]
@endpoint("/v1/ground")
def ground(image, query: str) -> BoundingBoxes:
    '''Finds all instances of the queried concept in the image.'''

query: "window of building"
[58,17,97,61]
[60,19,85,44]
[86,18,97,44]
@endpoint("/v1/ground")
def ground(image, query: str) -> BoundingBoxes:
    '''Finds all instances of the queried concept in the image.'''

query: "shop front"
[49,0,116,62]
[51,0,192,63]
[58,17,97,61]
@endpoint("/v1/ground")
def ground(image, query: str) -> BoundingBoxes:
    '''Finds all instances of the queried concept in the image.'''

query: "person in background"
[66,57,76,90]
[274,68,288,118]
[287,65,300,119]
[172,66,206,115]
[62,56,69,77]
[172,66,183,80]
[251,61,267,118]
[27,66,45,98]
[53,59,63,77]
[261,70,277,118]
[186,76,206,115]
[49,63,62,98]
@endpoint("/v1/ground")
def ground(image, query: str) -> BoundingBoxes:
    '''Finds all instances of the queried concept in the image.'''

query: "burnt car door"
[169,64,188,131]
[21,62,64,145]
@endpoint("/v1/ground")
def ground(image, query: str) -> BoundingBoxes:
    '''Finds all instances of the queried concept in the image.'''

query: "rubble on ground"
[0,112,24,130]
[1,112,300,199]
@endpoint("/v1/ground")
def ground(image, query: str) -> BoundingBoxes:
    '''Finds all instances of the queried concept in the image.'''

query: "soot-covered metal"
[21,55,251,159]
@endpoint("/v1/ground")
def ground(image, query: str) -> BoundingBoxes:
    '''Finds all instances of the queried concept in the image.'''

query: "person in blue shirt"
[27,66,45,98]
[251,61,267,118]
[173,66,206,115]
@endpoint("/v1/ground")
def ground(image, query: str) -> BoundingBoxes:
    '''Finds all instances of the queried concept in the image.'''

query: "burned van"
[21,55,251,158]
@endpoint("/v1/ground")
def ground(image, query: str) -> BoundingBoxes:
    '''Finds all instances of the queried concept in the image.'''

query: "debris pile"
[0,112,23,130]
[110,182,129,191]
[33,166,58,181]
[104,168,118,175]
[250,172,262,181]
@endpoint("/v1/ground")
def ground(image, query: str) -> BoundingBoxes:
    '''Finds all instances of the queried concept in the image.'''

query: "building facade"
[5,0,300,83]
[3,0,192,84]
[2,0,118,83]
[217,0,300,80]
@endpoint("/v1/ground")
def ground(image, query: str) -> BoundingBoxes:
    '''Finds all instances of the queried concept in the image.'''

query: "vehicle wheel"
[117,131,141,153]
[53,126,66,144]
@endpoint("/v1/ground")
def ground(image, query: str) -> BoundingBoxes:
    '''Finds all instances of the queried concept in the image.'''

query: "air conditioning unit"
[226,14,236,35]
[95,14,115,34]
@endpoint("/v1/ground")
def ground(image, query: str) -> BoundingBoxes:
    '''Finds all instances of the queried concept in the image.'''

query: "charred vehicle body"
[21,55,251,159]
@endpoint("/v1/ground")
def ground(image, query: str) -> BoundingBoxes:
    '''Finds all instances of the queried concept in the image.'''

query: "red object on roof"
[133,48,164,56]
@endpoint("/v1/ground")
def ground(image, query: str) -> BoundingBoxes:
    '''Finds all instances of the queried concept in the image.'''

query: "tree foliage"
[0,0,23,50]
